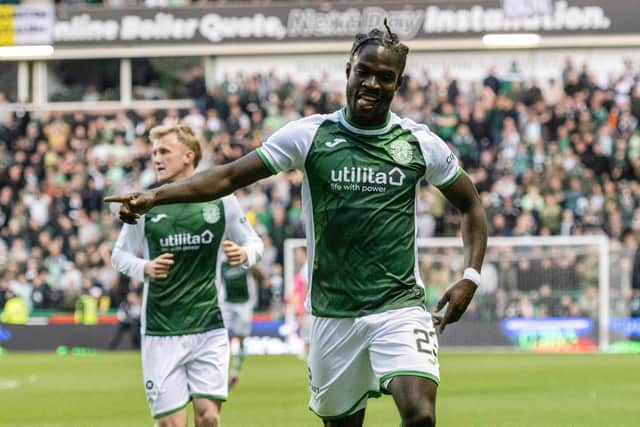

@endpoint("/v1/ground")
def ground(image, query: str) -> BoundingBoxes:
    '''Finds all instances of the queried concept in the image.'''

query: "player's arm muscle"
[439,172,487,271]
[154,151,272,206]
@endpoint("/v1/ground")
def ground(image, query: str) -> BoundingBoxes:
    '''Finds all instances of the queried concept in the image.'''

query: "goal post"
[284,235,612,352]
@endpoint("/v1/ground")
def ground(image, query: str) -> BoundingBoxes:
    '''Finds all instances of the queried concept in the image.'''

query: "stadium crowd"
[1,58,639,323]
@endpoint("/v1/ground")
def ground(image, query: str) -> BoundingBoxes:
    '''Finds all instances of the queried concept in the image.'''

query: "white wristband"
[463,267,481,287]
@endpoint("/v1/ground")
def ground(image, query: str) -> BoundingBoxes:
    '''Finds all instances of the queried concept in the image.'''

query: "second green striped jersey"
[112,195,263,336]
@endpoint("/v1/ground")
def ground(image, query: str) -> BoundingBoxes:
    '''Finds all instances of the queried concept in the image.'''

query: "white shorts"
[222,302,253,337]
[141,328,229,419]
[308,306,439,419]
[299,313,311,344]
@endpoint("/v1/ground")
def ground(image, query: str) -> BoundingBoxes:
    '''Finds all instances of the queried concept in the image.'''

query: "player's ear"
[346,62,351,79]
[185,150,195,165]
[396,74,404,91]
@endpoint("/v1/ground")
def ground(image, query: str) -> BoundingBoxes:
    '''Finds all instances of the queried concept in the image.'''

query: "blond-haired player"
[111,123,263,427]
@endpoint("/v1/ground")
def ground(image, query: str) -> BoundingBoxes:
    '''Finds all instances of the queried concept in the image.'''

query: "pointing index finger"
[104,195,131,203]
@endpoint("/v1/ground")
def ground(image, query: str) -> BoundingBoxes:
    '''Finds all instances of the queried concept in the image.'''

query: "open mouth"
[356,93,380,109]
[358,93,379,103]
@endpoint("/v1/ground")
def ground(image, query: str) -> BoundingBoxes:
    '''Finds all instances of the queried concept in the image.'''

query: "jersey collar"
[339,108,393,136]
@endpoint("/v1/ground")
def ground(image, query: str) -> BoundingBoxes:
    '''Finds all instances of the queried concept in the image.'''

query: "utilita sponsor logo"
[160,230,214,247]
[330,167,406,186]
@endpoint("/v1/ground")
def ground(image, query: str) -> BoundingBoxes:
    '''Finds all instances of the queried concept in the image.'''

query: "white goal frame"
[284,235,611,351]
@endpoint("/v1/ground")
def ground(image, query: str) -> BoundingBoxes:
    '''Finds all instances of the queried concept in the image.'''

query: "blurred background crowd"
[1,57,640,323]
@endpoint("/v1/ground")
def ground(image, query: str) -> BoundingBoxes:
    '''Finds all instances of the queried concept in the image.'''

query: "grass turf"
[0,351,638,426]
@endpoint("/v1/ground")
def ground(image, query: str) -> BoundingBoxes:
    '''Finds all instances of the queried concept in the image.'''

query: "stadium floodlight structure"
[284,235,611,352]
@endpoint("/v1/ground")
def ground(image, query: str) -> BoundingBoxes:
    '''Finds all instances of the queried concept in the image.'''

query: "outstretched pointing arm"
[154,152,272,205]
[106,116,316,223]
[105,152,272,224]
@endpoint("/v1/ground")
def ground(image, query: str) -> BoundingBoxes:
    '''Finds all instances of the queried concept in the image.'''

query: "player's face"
[152,133,194,183]
[346,43,402,127]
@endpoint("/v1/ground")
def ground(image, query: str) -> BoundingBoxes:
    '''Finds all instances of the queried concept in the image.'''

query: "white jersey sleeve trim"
[301,173,315,314]
[222,195,264,269]
[111,216,148,282]
[396,115,461,187]
[256,113,335,173]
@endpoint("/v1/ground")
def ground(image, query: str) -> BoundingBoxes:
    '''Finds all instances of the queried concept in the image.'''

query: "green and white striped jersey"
[112,195,263,336]
[218,260,256,305]
[256,109,461,318]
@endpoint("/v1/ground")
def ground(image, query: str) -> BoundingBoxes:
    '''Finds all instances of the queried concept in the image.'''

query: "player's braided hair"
[350,18,409,73]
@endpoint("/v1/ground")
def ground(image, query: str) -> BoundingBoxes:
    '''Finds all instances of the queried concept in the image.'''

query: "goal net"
[283,235,634,353]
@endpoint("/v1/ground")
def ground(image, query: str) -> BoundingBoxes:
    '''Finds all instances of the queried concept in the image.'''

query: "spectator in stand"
[109,291,142,350]
[0,59,639,322]
[187,66,208,113]
[30,267,56,309]
[0,288,28,325]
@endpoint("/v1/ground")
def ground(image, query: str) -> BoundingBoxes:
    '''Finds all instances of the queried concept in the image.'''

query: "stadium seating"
[0,62,639,322]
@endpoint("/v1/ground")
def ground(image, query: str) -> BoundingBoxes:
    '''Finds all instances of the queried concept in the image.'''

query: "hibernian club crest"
[202,204,221,224]
[389,139,412,165]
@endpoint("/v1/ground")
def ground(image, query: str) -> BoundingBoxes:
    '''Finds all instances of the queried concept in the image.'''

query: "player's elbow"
[110,250,121,271]
[254,241,265,263]
[459,193,485,217]
[470,199,486,218]
[110,249,129,275]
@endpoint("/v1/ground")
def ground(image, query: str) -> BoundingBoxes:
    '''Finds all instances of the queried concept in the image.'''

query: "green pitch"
[1,351,639,427]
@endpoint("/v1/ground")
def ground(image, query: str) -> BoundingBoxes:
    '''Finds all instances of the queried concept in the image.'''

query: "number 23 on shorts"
[414,328,438,364]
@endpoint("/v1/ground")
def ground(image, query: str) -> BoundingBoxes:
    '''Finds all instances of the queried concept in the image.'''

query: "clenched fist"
[144,253,175,279]
[223,240,248,266]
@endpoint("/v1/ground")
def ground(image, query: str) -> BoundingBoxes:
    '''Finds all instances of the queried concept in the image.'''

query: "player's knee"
[402,408,435,427]
[157,419,183,427]
[195,409,220,427]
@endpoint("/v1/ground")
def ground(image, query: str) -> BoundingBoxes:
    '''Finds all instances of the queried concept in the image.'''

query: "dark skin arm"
[432,171,488,333]
[105,151,487,334]
[105,152,272,224]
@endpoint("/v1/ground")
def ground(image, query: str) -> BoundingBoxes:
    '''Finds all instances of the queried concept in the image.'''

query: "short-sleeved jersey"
[256,109,461,318]
[112,195,263,336]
